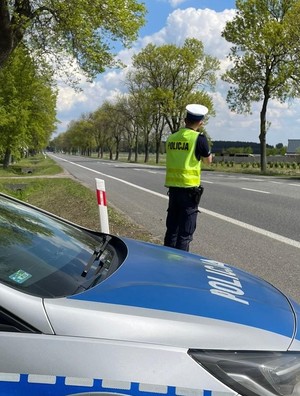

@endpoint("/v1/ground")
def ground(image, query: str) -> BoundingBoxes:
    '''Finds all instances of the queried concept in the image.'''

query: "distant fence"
[213,155,300,164]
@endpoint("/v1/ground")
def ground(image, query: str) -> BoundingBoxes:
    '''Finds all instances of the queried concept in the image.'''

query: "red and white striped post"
[95,178,110,233]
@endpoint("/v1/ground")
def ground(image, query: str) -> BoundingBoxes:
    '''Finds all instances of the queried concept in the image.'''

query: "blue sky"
[140,0,235,35]
[56,0,299,147]
[141,0,236,33]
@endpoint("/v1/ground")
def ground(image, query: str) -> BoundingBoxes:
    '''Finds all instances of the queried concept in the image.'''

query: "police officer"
[164,104,212,251]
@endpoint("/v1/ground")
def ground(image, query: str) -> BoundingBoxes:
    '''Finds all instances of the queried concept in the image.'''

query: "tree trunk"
[259,95,269,173]
[144,130,150,163]
[134,135,138,162]
[0,0,32,68]
[259,131,267,173]
[144,144,149,163]
[127,148,132,162]
[0,2,13,68]
[3,147,11,169]
[155,140,160,164]
[115,138,120,160]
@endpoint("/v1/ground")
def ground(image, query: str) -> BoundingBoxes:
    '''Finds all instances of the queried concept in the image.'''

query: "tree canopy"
[51,39,219,162]
[129,38,220,133]
[222,0,300,172]
[0,45,57,167]
[0,0,146,79]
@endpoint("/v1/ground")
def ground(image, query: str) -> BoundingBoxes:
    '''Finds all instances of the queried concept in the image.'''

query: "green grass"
[0,178,101,230]
[0,155,62,177]
[0,156,158,243]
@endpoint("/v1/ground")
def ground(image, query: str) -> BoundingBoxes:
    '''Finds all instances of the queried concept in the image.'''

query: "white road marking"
[133,168,158,174]
[53,156,300,249]
[242,188,270,194]
[202,208,300,249]
[239,177,265,182]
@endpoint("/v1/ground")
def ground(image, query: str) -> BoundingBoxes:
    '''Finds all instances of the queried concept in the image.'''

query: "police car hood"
[44,239,297,350]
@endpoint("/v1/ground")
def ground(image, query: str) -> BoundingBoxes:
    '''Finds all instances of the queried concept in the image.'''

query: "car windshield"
[0,195,127,298]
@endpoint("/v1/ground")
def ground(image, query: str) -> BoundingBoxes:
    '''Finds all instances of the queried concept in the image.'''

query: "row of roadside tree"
[50,39,219,164]
[3,1,300,173]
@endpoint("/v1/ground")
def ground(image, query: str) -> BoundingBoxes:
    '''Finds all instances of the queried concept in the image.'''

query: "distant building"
[287,139,300,155]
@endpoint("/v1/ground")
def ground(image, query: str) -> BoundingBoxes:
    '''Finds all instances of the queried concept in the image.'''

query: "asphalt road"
[49,153,300,303]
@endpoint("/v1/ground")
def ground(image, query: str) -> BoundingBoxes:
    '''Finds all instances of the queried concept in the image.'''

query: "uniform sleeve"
[195,134,211,161]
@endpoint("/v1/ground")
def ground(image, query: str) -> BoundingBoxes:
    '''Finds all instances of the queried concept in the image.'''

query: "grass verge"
[0,156,158,243]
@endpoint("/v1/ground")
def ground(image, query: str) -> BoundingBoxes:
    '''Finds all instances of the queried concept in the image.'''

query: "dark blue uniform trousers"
[164,187,199,251]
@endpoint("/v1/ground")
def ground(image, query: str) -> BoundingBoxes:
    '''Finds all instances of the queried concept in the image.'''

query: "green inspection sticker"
[9,270,32,284]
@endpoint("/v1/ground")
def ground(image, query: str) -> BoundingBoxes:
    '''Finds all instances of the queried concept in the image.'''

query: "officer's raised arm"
[202,152,213,164]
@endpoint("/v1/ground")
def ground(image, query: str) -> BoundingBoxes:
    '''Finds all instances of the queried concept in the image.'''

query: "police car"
[0,192,299,396]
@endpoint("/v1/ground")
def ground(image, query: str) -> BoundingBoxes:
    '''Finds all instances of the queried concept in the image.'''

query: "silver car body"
[0,193,299,396]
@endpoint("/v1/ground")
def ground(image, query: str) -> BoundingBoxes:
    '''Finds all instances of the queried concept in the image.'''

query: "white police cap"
[186,104,208,121]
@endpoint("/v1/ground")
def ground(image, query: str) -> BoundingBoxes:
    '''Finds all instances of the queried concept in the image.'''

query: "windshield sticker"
[9,270,32,284]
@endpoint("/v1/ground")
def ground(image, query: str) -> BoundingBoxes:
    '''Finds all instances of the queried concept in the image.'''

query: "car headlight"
[188,350,300,396]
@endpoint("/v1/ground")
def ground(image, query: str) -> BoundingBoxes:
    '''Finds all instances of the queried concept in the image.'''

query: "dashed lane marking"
[242,188,270,194]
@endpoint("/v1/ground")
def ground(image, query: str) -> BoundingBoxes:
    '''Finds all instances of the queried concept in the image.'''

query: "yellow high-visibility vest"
[165,128,201,187]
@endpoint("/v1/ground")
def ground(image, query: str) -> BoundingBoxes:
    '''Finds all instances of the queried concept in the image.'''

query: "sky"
[55,0,300,147]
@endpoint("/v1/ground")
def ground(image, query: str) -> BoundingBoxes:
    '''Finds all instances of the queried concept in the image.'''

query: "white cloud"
[55,6,300,146]
[161,8,234,57]
[55,76,126,134]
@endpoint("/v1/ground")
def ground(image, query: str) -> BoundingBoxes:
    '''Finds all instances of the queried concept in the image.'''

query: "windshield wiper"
[81,236,111,278]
